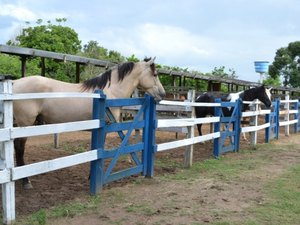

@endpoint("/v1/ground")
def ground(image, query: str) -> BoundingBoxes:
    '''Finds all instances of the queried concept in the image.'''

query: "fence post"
[265,107,270,143]
[235,99,241,151]
[298,100,300,132]
[275,98,280,139]
[249,99,259,146]
[184,90,195,168]
[293,100,299,133]
[90,90,106,195]
[144,94,156,177]
[1,79,15,225]
[284,94,290,136]
[213,98,221,158]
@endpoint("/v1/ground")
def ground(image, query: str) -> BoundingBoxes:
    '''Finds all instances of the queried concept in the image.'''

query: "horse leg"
[14,137,33,189]
[197,123,202,136]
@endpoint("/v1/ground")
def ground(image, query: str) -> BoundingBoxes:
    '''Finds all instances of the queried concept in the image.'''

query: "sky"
[0,0,299,82]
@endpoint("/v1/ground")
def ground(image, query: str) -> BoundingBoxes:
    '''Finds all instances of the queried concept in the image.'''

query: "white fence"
[155,95,299,166]
[0,80,102,224]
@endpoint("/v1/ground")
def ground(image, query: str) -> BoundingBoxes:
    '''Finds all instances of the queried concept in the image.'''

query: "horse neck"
[105,68,139,99]
[241,88,258,101]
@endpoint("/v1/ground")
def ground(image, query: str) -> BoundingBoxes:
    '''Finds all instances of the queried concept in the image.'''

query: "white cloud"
[137,23,215,58]
[0,4,36,21]
[1,0,300,82]
[87,23,218,67]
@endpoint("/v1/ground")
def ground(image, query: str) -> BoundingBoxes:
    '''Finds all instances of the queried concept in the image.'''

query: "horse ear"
[267,87,272,91]
[147,57,156,65]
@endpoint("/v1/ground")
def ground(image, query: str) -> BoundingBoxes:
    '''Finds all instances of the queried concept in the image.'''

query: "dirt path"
[1,129,299,224]
[48,133,300,225]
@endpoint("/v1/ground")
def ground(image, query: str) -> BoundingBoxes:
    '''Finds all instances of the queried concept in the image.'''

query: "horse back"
[195,92,230,118]
[12,76,90,126]
[13,75,80,93]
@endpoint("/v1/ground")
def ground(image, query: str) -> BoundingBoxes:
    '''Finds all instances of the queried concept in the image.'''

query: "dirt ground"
[1,125,299,224]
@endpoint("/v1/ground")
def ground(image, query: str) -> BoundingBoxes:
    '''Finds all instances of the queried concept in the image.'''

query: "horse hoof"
[23,182,33,190]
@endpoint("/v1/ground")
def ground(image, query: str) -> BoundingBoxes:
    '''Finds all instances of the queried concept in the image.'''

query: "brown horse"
[12,57,165,189]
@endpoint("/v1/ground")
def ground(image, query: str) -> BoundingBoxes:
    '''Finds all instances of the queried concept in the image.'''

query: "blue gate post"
[297,100,300,132]
[275,98,280,139]
[143,94,156,177]
[213,98,221,158]
[90,90,106,195]
[234,99,242,152]
[265,109,271,143]
[293,100,299,133]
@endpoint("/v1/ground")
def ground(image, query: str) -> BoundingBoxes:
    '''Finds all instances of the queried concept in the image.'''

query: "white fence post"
[184,90,195,167]
[249,99,259,146]
[1,79,16,225]
[284,94,290,136]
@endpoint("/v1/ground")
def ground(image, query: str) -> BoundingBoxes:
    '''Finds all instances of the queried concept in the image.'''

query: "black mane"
[240,86,261,101]
[82,61,135,90]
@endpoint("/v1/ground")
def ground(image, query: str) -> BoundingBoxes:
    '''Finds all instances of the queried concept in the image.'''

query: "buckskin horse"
[13,57,166,189]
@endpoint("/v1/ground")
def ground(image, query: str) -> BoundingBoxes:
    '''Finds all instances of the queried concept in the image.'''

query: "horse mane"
[241,86,262,101]
[82,61,135,91]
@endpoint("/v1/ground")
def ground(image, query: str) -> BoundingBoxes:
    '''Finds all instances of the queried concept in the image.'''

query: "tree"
[82,40,108,59]
[269,41,300,87]
[7,18,82,81]
[126,54,140,62]
[80,40,126,81]
[210,66,238,79]
[8,18,81,54]
[263,75,281,87]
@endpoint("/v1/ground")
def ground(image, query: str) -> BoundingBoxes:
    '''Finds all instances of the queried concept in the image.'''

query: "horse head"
[136,57,166,102]
[258,85,272,108]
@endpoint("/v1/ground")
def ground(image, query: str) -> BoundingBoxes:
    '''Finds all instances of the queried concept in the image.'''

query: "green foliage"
[269,41,300,87]
[0,54,40,79]
[81,40,125,63]
[0,54,21,77]
[7,18,81,81]
[9,18,81,54]
[263,75,281,87]
[82,40,108,59]
[126,54,140,62]
[79,40,126,81]
[210,66,238,79]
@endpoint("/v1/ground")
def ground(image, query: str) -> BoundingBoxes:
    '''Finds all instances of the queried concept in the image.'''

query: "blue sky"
[0,0,299,82]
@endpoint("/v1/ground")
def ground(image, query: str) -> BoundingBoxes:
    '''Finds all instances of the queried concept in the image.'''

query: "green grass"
[158,151,267,182]
[247,164,300,225]
[16,196,101,225]
[125,203,157,216]
[207,163,300,225]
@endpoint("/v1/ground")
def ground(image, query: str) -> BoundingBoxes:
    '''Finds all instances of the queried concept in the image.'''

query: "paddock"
[1,45,300,224]
[1,74,300,224]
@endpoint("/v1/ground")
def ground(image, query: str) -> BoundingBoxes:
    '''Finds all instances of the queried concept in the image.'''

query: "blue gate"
[213,98,241,157]
[265,99,279,141]
[89,90,156,195]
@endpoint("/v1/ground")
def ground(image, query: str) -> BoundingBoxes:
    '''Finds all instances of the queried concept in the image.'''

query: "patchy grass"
[16,196,101,225]
[246,164,300,225]
[159,151,268,182]
[12,135,300,225]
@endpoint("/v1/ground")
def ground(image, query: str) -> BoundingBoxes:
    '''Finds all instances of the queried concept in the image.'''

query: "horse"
[195,85,272,137]
[12,57,166,189]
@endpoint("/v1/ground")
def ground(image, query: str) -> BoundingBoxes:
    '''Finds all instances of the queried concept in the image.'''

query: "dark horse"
[195,85,272,136]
